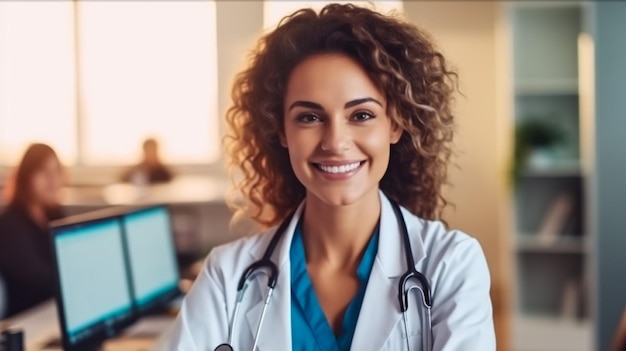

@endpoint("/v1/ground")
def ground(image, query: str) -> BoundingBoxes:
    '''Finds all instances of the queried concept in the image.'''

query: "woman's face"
[30,156,63,207]
[282,53,401,207]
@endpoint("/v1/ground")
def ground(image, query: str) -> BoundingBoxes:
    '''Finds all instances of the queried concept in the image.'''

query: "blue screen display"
[123,207,178,307]
[54,219,133,342]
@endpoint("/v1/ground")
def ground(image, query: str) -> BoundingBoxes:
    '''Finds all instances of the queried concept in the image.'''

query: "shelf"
[513,315,592,351]
[521,163,582,178]
[515,78,579,95]
[516,234,587,254]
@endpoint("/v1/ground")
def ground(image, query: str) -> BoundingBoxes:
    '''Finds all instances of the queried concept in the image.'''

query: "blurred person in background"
[0,143,65,317]
[121,138,174,184]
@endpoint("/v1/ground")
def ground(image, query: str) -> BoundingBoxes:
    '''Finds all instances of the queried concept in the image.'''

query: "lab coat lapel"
[243,202,304,351]
[244,266,291,350]
[350,258,400,351]
[350,192,427,351]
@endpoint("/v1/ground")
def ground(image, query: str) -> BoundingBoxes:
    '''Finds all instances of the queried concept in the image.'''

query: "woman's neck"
[301,189,380,269]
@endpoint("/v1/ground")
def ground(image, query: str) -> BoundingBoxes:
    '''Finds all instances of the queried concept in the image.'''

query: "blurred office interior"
[0,1,625,350]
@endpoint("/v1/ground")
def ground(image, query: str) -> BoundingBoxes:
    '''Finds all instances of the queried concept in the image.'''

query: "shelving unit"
[516,233,587,254]
[515,78,579,96]
[521,162,581,178]
[509,2,592,351]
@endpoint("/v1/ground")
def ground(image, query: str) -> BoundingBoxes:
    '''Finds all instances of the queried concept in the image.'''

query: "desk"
[1,301,59,350]
[1,301,173,351]
[58,175,247,253]
[61,176,229,207]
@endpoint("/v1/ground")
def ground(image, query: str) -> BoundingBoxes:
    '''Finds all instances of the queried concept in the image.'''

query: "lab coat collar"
[377,190,427,277]
[348,191,428,351]
[247,200,305,266]
[246,190,428,275]
[244,201,304,350]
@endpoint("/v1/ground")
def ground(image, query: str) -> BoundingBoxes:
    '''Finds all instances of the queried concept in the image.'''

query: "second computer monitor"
[122,206,180,313]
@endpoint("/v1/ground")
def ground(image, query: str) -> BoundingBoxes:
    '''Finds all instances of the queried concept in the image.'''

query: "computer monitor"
[51,217,136,351]
[121,206,180,314]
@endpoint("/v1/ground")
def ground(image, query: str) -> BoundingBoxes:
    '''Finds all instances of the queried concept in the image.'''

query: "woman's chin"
[306,187,377,208]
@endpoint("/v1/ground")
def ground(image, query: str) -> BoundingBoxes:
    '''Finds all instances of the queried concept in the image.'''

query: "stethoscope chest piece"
[214,343,234,351]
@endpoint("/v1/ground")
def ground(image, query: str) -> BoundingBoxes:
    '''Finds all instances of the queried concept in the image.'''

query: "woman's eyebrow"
[344,97,382,108]
[288,101,323,111]
[288,97,382,111]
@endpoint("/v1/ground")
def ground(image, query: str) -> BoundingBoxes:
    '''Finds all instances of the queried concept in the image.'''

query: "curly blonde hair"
[225,3,458,229]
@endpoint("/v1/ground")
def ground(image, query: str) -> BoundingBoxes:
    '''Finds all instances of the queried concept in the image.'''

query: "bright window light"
[77,2,219,165]
[0,2,77,165]
[263,1,403,30]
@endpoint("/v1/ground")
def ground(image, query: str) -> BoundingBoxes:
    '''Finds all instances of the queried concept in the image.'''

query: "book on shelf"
[561,278,580,320]
[537,193,574,245]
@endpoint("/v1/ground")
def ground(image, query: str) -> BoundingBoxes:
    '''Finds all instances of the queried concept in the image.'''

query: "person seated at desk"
[121,138,174,184]
[0,143,65,317]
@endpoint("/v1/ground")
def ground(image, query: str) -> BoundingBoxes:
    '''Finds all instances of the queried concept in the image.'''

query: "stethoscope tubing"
[216,198,433,351]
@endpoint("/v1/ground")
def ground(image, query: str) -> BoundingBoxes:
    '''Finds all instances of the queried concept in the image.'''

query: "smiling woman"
[226,6,457,228]
[160,4,495,351]
[280,54,401,208]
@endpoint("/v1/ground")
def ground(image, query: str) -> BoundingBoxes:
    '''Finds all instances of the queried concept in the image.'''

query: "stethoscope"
[215,199,433,351]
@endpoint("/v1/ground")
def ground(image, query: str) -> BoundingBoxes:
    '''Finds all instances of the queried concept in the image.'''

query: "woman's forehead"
[284,54,385,108]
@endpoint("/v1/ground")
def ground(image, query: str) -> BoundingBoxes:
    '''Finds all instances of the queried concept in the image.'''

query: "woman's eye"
[352,111,376,121]
[296,113,321,123]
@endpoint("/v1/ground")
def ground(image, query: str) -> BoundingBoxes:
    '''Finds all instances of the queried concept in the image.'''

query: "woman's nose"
[320,118,351,154]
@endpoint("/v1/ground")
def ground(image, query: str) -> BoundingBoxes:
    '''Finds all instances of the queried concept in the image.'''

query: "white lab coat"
[158,191,495,351]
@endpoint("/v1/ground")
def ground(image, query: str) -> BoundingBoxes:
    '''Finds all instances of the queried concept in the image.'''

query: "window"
[264,1,403,30]
[77,2,218,165]
[0,2,77,165]
[0,2,218,166]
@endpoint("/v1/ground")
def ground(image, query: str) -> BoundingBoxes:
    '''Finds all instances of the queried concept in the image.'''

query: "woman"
[0,143,65,317]
[162,4,494,350]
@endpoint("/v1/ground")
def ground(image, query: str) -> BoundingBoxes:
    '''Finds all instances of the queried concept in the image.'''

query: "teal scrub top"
[290,221,380,351]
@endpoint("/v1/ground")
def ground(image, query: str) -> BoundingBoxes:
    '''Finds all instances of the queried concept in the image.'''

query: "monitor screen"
[122,206,179,312]
[53,218,134,346]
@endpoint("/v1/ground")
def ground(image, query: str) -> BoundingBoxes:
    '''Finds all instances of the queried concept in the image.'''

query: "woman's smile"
[312,160,366,180]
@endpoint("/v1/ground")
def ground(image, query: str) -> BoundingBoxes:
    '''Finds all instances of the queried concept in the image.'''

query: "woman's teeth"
[316,162,361,174]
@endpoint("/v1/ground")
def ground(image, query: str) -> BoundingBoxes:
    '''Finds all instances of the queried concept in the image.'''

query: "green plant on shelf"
[512,117,566,184]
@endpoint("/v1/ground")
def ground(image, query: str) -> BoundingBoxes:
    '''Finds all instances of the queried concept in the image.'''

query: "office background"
[0,1,625,350]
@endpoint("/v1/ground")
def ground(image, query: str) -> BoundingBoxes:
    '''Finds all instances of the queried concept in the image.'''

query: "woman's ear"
[390,120,403,144]
[391,128,402,144]
[279,132,288,148]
